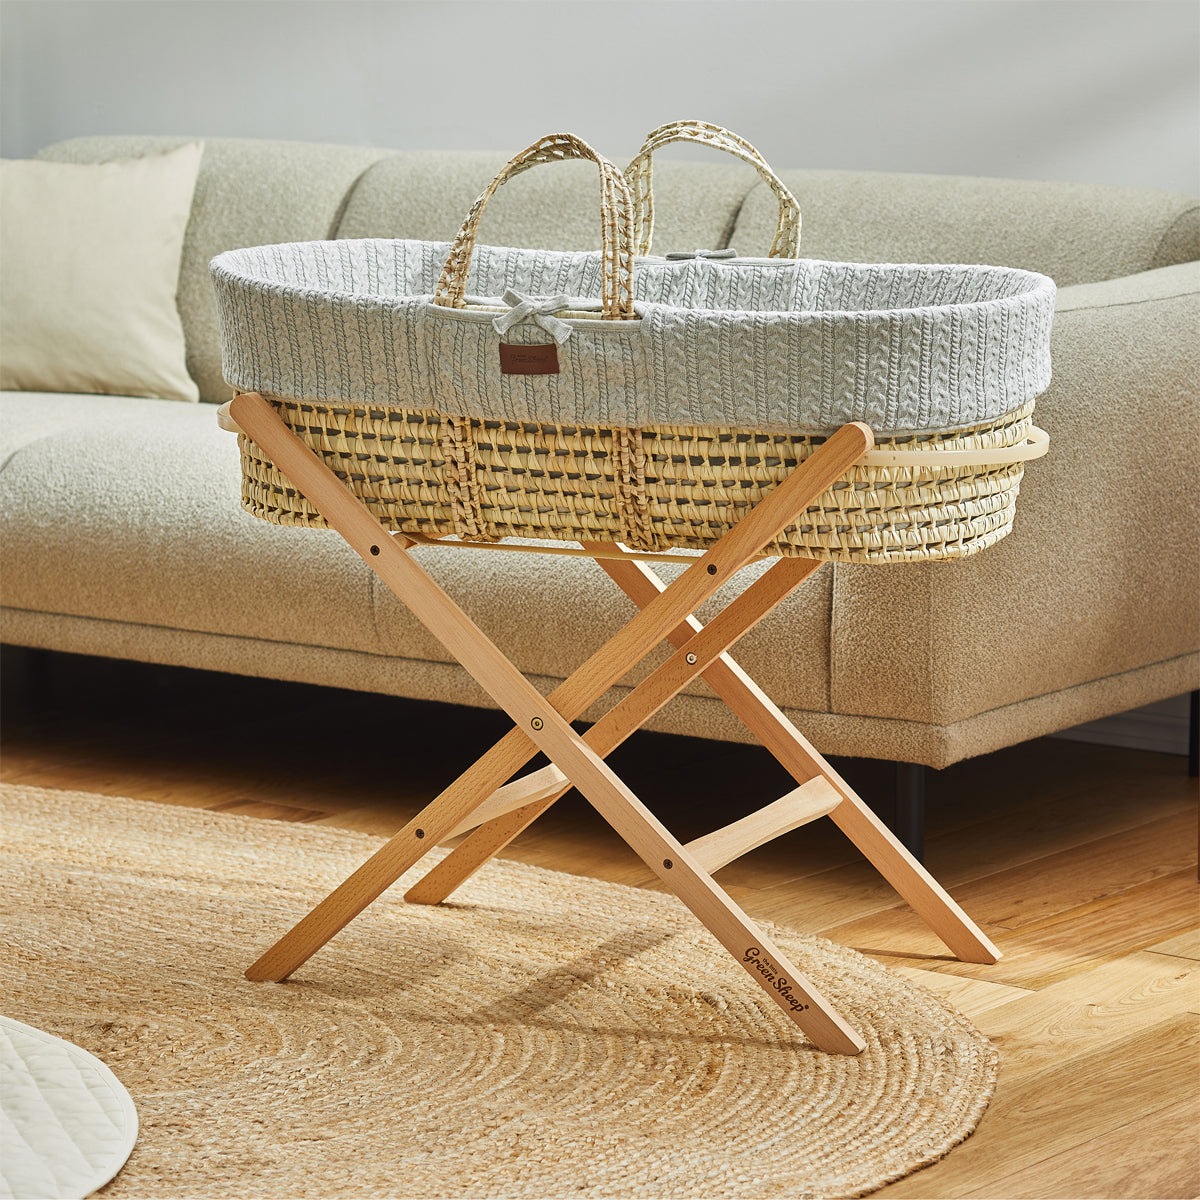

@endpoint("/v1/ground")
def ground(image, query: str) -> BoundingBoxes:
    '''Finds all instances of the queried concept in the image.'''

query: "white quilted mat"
[0,1015,137,1200]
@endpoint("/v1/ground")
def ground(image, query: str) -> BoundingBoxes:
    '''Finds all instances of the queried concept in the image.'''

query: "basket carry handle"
[626,120,801,259]
[434,133,636,320]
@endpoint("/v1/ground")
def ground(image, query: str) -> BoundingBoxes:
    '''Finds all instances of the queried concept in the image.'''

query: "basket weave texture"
[238,398,1036,562]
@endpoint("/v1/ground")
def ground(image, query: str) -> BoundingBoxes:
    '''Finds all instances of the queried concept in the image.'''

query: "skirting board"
[1051,693,1193,756]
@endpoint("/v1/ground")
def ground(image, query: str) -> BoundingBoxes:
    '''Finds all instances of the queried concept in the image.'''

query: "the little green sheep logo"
[742,946,810,1012]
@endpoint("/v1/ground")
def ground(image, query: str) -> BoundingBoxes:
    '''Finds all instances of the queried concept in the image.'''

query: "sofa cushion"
[1,144,202,402]
[0,392,168,469]
[731,170,1200,287]
[335,154,756,256]
[0,391,832,715]
[0,393,378,654]
[33,137,394,405]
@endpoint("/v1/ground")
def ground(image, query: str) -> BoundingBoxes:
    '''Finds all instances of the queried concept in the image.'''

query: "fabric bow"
[492,289,574,344]
[664,248,739,261]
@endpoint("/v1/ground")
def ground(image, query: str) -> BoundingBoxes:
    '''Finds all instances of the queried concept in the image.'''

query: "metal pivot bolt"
[706,564,717,575]
[685,652,698,665]
[530,717,544,731]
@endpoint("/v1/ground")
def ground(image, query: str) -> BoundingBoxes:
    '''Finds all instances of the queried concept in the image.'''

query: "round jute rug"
[3,784,997,1199]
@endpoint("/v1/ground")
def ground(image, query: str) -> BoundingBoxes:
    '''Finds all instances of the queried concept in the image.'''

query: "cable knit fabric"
[211,239,1054,435]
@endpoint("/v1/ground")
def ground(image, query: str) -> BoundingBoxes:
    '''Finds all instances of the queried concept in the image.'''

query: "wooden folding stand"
[226,390,1000,1057]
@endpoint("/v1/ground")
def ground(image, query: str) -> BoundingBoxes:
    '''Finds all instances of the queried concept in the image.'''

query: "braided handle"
[626,120,801,259]
[434,133,636,319]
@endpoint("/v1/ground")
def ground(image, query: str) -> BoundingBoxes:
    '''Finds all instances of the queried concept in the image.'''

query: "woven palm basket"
[235,397,1040,562]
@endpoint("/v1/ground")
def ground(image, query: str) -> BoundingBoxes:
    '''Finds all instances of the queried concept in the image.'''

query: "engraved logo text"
[743,947,810,1012]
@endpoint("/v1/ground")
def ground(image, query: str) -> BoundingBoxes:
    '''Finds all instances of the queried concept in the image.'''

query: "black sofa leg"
[1189,690,1198,779]
[0,644,55,720]
[894,761,926,863]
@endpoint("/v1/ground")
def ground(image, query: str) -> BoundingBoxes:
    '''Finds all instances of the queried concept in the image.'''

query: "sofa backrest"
[333,151,756,255]
[731,168,1199,289]
[36,136,1200,405]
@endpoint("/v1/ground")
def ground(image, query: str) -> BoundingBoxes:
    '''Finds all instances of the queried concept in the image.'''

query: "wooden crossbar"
[444,764,569,840]
[683,777,842,873]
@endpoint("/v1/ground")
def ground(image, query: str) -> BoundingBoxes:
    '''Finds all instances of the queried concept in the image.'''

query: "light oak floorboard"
[935,809,1197,929]
[874,1014,1199,1197]
[890,968,1035,1019]
[1150,928,1200,960]
[974,951,1200,1077]
[961,1094,1200,1200]
[824,872,1199,988]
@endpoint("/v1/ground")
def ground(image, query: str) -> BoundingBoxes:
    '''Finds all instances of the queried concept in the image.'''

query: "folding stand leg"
[229,392,871,1053]
[410,551,1000,967]
[590,556,1001,965]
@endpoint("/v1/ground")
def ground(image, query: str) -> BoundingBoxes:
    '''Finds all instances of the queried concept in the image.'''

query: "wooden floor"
[3,648,1197,1199]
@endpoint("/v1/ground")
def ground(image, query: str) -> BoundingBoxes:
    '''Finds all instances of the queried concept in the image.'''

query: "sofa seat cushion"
[0,392,832,713]
[0,393,378,654]
[0,392,166,467]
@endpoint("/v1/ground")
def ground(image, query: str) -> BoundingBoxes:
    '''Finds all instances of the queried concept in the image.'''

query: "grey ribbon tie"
[664,247,739,261]
[492,289,574,344]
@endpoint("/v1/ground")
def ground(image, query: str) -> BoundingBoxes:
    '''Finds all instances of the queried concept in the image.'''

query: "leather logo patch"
[499,343,559,375]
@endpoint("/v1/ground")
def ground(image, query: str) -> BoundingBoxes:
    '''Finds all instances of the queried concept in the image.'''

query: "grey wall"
[2,0,1197,194]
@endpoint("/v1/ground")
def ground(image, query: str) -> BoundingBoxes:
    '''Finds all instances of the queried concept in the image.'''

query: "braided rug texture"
[3,785,998,1199]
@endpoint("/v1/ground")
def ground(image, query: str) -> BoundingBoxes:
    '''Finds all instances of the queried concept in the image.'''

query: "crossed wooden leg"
[407,550,1000,970]
[228,391,995,1054]
[555,555,1001,965]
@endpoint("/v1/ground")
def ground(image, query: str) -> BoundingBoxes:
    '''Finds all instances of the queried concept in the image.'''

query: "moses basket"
[211,127,1052,562]
[215,126,1025,1056]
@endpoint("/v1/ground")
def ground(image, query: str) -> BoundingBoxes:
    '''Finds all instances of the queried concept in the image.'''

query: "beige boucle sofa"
[2,136,1197,781]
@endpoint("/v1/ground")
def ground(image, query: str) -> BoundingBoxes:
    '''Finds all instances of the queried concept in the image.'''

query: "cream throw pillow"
[0,142,203,401]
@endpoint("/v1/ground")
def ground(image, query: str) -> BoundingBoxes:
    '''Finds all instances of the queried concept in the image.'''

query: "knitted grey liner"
[211,239,1054,436]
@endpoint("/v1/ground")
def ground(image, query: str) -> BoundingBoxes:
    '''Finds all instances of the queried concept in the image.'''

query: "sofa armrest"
[828,262,1200,763]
